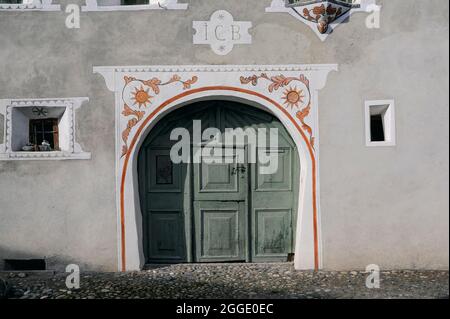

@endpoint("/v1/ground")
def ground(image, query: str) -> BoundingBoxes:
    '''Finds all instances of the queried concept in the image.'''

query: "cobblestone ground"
[1,264,448,299]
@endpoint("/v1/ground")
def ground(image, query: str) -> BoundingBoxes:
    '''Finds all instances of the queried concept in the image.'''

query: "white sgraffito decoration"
[193,10,252,56]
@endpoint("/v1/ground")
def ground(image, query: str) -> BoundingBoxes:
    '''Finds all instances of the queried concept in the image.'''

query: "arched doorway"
[138,100,300,264]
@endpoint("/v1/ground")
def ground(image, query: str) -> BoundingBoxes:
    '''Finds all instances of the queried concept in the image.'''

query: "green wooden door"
[193,145,248,262]
[138,101,299,264]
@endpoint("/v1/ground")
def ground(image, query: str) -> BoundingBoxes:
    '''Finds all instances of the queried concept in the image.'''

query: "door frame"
[94,64,337,271]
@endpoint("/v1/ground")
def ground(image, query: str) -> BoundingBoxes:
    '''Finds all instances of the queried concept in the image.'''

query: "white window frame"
[365,99,396,147]
[82,0,188,12]
[0,0,60,11]
[0,97,91,161]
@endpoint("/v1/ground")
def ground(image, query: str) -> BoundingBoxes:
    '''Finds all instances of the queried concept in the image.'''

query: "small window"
[122,0,149,5]
[29,118,59,151]
[370,114,385,142]
[0,97,91,161]
[4,259,46,271]
[365,100,396,147]
[10,106,65,152]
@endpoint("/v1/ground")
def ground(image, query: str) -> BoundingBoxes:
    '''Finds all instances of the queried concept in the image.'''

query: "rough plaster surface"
[0,0,448,271]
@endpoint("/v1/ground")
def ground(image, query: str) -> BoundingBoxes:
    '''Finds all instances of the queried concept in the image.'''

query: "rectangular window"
[4,259,46,271]
[121,0,149,5]
[370,114,385,142]
[29,118,59,151]
[1,97,91,161]
[365,100,396,147]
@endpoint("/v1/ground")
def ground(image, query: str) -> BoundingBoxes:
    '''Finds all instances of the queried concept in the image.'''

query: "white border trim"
[81,0,188,12]
[0,97,91,160]
[94,64,337,271]
[0,0,60,11]
[365,99,396,147]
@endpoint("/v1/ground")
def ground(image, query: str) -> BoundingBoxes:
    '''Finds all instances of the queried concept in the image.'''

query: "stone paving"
[1,264,448,299]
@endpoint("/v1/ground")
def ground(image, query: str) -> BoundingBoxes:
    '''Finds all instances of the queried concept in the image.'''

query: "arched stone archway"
[95,64,337,271]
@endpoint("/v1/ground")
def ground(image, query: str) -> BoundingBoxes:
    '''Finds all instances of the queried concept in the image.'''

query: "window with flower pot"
[29,118,59,151]
[0,98,90,160]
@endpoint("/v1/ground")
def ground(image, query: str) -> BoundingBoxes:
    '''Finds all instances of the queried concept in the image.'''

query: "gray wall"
[0,0,448,271]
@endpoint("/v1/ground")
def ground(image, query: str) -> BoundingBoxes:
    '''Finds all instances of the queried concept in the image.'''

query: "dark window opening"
[0,0,23,3]
[29,118,59,151]
[370,114,385,142]
[4,259,46,271]
[121,0,149,5]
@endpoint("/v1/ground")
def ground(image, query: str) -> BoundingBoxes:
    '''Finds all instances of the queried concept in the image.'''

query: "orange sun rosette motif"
[132,86,152,108]
[120,74,198,157]
[240,73,315,149]
[282,86,305,109]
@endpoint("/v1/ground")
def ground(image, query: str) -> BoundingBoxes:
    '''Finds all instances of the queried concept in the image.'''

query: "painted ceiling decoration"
[266,0,379,41]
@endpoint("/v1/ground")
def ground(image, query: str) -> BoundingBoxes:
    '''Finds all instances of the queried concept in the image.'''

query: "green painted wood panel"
[138,101,299,264]
[194,201,246,262]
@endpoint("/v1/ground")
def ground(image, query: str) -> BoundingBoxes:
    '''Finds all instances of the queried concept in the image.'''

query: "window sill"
[82,1,188,12]
[0,151,91,161]
[365,141,396,148]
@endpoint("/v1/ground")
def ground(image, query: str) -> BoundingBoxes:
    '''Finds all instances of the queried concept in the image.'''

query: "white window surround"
[0,0,60,11]
[0,97,91,160]
[365,99,396,147]
[82,0,188,12]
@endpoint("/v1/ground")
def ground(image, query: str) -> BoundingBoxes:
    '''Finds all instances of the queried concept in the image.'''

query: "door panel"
[200,162,237,192]
[251,147,298,262]
[147,211,185,261]
[194,201,246,262]
[253,209,292,260]
[139,147,188,263]
[255,148,292,191]
[194,146,247,202]
[193,145,248,262]
[147,149,182,193]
